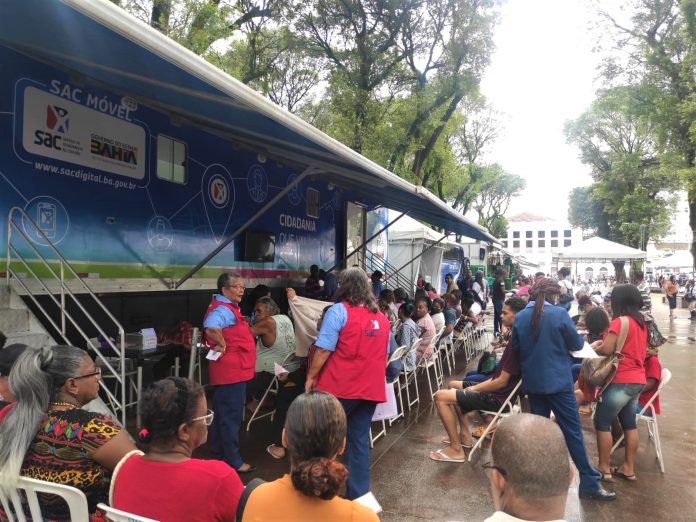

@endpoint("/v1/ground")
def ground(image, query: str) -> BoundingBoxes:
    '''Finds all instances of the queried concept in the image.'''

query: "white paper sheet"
[206,349,223,361]
[354,491,382,514]
[273,362,289,376]
[570,342,601,359]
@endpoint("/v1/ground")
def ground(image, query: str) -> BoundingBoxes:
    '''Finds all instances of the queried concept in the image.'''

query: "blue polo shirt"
[511,301,583,394]
[203,295,238,329]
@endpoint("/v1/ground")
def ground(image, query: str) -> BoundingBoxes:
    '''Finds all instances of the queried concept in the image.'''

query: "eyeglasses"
[482,461,507,477]
[72,367,102,380]
[226,284,245,291]
[191,409,215,426]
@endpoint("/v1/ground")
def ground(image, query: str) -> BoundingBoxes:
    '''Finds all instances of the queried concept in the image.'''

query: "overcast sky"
[479,0,602,222]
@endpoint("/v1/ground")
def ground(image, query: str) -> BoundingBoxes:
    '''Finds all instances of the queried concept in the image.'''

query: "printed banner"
[22,86,145,179]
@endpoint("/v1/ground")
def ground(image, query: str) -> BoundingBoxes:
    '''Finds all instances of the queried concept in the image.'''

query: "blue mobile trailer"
[0,0,494,336]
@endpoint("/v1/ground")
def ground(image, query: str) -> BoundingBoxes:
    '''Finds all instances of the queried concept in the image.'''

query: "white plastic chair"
[188,327,203,383]
[398,338,422,411]
[97,502,159,521]
[246,351,296,431]
[386,344,409,425]
[0,475,89,521]
[418,328,445,399]
[610,368,671,473]
[468,379,523,462]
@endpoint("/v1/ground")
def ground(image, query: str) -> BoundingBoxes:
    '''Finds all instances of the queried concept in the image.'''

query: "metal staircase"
[366,248,415,294]
[5,207,127,426]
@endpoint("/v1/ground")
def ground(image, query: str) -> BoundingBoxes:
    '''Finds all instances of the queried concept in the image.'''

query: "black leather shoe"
[579,488,617,501]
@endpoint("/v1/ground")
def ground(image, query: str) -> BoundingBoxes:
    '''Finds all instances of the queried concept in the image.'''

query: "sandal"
[266,444,285,459]
[596,468,614,483]
[441,437,474,449]
[611,467,637,481]
[429,449,466,463]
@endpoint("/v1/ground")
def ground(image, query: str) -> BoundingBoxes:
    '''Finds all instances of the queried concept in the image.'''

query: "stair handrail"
[6,206,127,426]
[365,248,415,295]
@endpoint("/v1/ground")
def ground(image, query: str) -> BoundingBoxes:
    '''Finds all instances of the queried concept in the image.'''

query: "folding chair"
[400,338,422,410]
[370,420,387,448]
[468,379,523,462]
[97,503,159,522]
[246,351,296,431]
[386,344,409,425]
[0,475,89,521]
[610,368,671,473]
[186,327,203,384]
[418,329,445,400]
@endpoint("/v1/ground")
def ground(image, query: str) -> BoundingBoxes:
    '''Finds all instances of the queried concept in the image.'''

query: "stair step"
[4,331,53,349]
[0,309,34,333]
[0,285,25,309]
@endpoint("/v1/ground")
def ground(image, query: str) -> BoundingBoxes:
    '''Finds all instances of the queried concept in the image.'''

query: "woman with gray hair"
[0,345,136,519]
[305,267,390,500]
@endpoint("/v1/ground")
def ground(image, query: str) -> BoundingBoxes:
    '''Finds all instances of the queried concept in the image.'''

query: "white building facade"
[501,214,610,280]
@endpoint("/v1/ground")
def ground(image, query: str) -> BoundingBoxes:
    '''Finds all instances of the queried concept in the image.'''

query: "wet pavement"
[189,297,696,521]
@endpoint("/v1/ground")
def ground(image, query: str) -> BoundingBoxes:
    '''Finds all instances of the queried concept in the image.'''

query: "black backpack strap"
[236,478,266,522]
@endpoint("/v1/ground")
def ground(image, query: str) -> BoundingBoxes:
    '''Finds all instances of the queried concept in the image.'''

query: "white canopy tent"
[552,236,646,282]
[386,213,448,291]
[552,236,647,264]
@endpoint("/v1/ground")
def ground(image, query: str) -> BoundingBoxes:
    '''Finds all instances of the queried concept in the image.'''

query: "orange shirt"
[665,281,678,296]
[242,474,379,522]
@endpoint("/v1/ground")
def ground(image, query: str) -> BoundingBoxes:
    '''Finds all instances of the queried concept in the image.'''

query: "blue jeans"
[464,370,491,383]
[493,299,505,335]
[338,398,377,500]
[209,382,247,470]
[594,383,643,432]
[528,391,601,493]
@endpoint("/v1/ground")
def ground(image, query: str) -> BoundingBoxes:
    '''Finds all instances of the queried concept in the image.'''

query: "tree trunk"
[150,0,171,31]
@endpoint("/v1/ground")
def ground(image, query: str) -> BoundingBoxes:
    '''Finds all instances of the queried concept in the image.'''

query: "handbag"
[581,316,629,394]
[642,312,667,348]
[372,382,399,421]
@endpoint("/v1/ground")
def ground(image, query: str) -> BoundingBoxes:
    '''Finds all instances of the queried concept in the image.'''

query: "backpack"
[558,281,573,304]
[477,351,497,375]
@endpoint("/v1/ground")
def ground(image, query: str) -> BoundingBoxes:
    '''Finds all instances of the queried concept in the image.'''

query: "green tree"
[565,85,678,248]
[567,186,609,237]
[472,166,526,237]
[598,0,696,266]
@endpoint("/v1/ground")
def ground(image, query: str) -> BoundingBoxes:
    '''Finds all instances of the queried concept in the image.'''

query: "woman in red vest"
[203,272,256,474]
[306,267,390,500]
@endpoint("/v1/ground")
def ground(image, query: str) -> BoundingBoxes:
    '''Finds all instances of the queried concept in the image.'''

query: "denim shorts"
[594,383,645,432]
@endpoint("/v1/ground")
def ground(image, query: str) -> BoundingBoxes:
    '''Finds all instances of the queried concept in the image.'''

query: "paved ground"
[193,297,696,521]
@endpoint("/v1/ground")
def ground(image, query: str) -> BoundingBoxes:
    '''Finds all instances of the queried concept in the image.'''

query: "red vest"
[203,299,256,385]
[316,303,389,402]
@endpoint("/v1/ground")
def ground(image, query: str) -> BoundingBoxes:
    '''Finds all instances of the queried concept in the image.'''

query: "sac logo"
[34,105,69,151]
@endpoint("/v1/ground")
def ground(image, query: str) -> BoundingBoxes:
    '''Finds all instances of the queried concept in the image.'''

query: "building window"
[502,240,508,248]
[551,230,558,238]
[538,240,545,248]
[156,135,187,184]
[551,239,558,248]
[525,231,533,238]
[564,239,572,247]
[538,231,545,238]
[513,240,520,248]
[513,231,520,239]
[526,240,533,248]
[564,229,571,238]
[306,188,320,218]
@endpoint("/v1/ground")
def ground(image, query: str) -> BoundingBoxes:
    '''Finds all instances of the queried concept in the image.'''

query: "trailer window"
[306,188,320,218]
[157,135,187,184]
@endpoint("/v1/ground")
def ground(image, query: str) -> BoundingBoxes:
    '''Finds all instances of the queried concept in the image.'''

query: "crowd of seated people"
[0,265,669,520]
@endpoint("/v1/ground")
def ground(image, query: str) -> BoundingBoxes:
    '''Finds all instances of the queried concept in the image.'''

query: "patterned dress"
[20,408,120,520]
